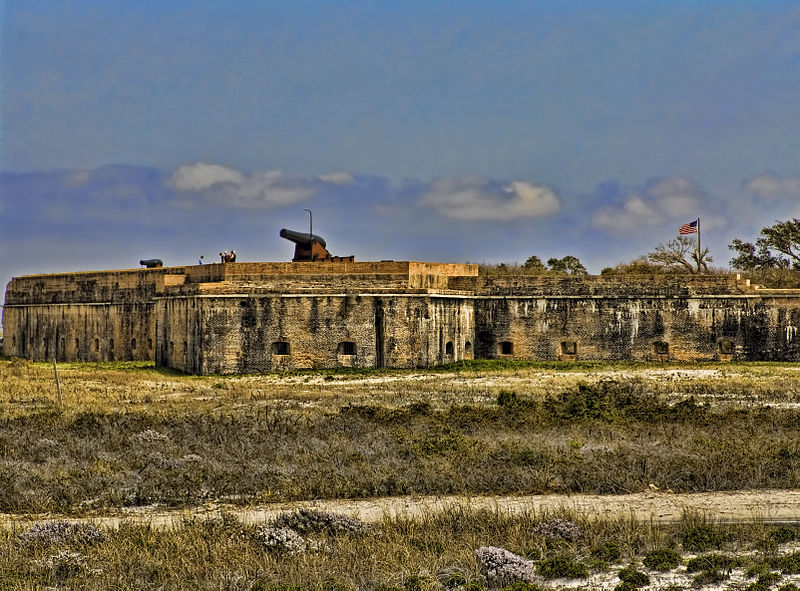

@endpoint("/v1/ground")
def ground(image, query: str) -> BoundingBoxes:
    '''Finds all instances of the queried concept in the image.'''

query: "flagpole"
[696,218,701,272]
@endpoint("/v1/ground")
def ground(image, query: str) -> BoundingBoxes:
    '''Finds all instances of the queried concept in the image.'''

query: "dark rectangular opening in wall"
[499,341,513,355]
[131,338,137,350]
[95,338,100,352]
[375,303,385,368]
[560,341,577,355]
[339,341,356,355]
[148,338,153,350]
[719,340,734,355]
[445,341,454,355]
[273,341,290,355]
[654,341,669,355]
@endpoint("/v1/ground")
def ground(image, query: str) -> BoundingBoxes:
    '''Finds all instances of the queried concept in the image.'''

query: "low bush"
[536,555,588,579]
[681,525,727,552]
[685,553,741,573]
[643,548,682,571]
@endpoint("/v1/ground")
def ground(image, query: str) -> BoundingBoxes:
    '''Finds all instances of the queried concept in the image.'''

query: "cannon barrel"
[279,228,327,248]
[139,258,163,268]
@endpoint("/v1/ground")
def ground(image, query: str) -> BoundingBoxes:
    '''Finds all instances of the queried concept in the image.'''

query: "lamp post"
[304,208,312,238]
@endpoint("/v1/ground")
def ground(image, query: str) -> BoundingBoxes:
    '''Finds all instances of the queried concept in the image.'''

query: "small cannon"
[279,228,354,262]
[139,258,163,268]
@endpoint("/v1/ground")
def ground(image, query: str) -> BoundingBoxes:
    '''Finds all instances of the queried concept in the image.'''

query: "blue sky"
[2,0,800,294]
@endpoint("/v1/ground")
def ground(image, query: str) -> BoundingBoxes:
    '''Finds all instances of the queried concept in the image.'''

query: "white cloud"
[170,162,244,191]
[169,163,314,208]
[419,177,560,221]
[744,172,800,197]
[591,176,720,234]
[592,195,658,232]
[317,171,355,184]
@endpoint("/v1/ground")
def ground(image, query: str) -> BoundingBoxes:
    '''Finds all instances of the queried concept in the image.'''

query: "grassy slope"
[2,359,800,513]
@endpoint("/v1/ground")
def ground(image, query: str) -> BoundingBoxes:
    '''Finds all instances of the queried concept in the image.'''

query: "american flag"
[679,220,698,235]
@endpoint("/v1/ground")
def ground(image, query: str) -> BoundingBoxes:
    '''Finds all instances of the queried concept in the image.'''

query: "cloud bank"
[419,177,560,221]
[169,163,316,208]
[3,162,800,297]
[591,176,726,234]
[744,172,800,198]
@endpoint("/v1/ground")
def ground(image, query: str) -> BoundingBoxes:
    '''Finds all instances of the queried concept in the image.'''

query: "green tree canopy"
[547,255,588,275]
[522,255,547,272]
[729,219,800,271]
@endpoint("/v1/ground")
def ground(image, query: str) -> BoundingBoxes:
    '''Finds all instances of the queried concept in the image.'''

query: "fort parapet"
[4,261,800,373]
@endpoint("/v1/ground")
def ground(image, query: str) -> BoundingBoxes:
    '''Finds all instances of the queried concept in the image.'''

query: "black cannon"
[279,228,354,262]
[279,228,327,249]
[139,258,163,268]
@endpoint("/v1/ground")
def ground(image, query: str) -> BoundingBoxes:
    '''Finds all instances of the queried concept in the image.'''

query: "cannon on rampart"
[139,259,163,268]
[279,228,354,262]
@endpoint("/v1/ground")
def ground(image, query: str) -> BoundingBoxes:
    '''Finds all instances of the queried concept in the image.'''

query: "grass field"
[3,357,800,589]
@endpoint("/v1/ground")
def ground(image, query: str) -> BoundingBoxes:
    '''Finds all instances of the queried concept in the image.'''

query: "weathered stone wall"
[156,294,474,374]
[1,269,176,361]
[473,294,800,362]
[4,263,800,372]
[2,302,155,362]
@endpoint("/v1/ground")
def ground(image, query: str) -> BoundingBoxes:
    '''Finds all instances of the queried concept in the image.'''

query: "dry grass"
[5,507,800,590]
[2,360,800,513]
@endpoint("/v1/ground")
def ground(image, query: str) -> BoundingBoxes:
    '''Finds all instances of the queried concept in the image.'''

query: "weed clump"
[37,549,96,581]
[591,541,622,564]
[685,553,741,573]
[615,565,649,590]
[776,551,800,574]
[256,525,309,555]
[271,509,373,536]
[643,548,682,571]
[681,524,727,552]
[531,518,583,542]
[18,521,106,547]
[536,555,588,580]
[475,546,537,586]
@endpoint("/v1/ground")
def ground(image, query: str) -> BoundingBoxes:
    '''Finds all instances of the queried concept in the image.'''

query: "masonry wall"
[156,294,474,374]
[473,295,800,362]
[5,265,800,372]
[1,269,174,361]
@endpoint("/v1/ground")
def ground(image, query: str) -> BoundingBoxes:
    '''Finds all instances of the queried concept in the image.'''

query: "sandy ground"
[6,489,800,530]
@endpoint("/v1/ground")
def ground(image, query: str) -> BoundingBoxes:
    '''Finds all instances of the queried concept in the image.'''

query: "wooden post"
[52,357,62,407]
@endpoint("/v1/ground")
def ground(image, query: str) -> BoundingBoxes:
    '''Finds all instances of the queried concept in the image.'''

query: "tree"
[729,219,800,271]
[522,255,547,272]
[647,236,712,274]
[547,255,588,275]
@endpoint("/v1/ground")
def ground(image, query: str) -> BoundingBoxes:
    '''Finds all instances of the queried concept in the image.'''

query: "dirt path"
[6,489,800,529]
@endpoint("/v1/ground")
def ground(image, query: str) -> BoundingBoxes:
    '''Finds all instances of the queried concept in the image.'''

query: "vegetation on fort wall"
[6,508,800,590]
[3,360,800,512]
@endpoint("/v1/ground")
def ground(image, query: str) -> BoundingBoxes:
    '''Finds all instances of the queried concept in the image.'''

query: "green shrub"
[691,570,729,586]
[682,525,727,552]
[442,573,466,588]
[591,541,622,563]
[777,551,800,574]
[499,583,544,591]
[771,526,798,544]
[685,553,740,573]
[537,556,589,579]
[497,391,518,406]
[617,565,649,588]
[779,584,800,591]
[643,548,682,571]
[403,575,437,591]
